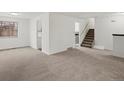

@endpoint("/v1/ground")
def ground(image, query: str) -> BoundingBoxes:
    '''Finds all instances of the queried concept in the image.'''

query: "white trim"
[0,46,30,51]
[113,52,124,58]
[93,45,104,50]
[49,48,67,55]
[79,23,90,45]
[42,50,50,55]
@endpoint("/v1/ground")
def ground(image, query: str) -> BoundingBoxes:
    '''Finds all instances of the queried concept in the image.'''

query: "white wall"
[78,18,89,45]
[30,13,50,54]
[76,18,89,33]
[95,15,124,50]
[0,16,30,50]
[49,13,76,54]
[41,13,50,54]
[75,22,80,32]
[30,17,37,49]
[89,18,95,29]
[113,36,124,58]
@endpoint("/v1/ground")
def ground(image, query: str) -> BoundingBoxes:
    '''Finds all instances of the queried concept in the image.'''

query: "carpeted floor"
[0,47,124,81]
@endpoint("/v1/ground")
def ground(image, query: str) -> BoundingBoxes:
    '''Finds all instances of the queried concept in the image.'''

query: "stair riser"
[82,42,92,45]
[86,36,94,38]
[83,40,93,42]
[81,29,94,48]
[82,43,92,46]
[82,45,92,48]
[84,39,93,41]
[86,35,94,36]
[85,38,94,39]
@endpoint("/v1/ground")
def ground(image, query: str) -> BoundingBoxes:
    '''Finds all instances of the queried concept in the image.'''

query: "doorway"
[36,20,42,51]
[81,18,95,48]
[74,18,95,48]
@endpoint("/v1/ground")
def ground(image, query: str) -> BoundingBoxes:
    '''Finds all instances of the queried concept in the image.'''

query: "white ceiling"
[0,12,43,19]
[0,12,121,19]
[56,12,118,18]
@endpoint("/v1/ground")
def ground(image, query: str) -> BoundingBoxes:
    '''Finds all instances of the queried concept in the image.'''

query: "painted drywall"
[30,13,50,54]
[30,13,95,54]
[89,18,95,29]
[0,16,30,50]
[30,17,37,49]
[95,15,124,50]
[75,22,80,32]
[49,13,76,54]
[41,13,50,54]
[30,15,42,49]
[78,18,89,45]
[113,36,124,58]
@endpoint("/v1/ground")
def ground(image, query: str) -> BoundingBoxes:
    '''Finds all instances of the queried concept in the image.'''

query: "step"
[86,35,94,37]
[89,29,94,32]
[87,33,94,35]
[85,35,94,37]
[82,41,92,45]
[84,39,94,42]
[88,31,94,32]
[82,44,92,47]
[87,32,94,34]
[88,30,94,32]
[88,31,94,33]
[81,44,92,48]
[89,29,94,30]
[87,34,94,36]
[82,42,92,45]
[85,37,94,39]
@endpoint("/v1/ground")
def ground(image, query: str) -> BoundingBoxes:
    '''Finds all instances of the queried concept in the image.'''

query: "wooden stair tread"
[81,29,94,48]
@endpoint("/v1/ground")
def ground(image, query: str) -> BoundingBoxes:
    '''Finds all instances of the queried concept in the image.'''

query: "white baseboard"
[49,48,67,55]
[93,45,104,50]
[42,50,50,55]
[113,53,124,58]
[0,46,30,51]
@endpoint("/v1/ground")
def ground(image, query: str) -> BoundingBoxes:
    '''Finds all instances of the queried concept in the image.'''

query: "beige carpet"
[0,47,124,81]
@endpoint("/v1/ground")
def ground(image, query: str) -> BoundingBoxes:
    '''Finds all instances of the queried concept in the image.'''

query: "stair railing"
[79,22,90,46]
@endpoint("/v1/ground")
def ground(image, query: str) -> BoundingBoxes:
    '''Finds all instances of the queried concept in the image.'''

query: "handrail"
[80,23,89,36]
[79,22,90,45]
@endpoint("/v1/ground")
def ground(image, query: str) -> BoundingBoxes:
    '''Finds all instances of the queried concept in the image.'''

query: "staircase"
[81,29,94,48]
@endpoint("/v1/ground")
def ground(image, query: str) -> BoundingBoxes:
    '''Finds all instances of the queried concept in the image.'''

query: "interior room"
[0,12,124,80]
